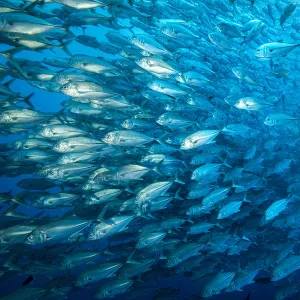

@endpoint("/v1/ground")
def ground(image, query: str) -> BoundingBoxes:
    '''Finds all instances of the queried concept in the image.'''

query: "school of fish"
[1,0,300,299]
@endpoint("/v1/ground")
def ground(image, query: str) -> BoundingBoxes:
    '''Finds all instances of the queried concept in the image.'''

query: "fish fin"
[3,78,14,88]
[125,186,135,194]
[217,155,232,168]
[126,250,140,265]
[243,192,251,203]
[174,187,183,201]
[97,205,110,223]
[173,170,185,185]
[59,39,73,56]
[152,159,164,176]
[156,133,168,146]
[23,92,35,109]
[1,48,27,78]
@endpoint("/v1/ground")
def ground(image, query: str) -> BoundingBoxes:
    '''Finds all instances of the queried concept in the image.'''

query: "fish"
[264,113,299,126]
[26,219,92,245]
[264,198,290,221]
[242,21,265,43]
[217,195,250,219]
[0,288,48,300]
[130,34,171,56]
[59,251,101,270]
[280,3,297,26]
[0,225,37,244]
[76,261,123,286]
[271,255,300,281]
[255,277,271,284]
[208,32,238,51]
[22,275,34,286]
[232,68,264,87]
[0,0,300,299]
[202,271,235,298]
[88,215,135,240]
[255,42,300,58]
[94,279,134,299]
[216,21,243,38]
[0,13,58,35]
[181,130,220,150]
[234,97,273,111]
[225,269,260,292]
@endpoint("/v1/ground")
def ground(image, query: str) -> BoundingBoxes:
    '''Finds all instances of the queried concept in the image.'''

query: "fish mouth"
[24,238,34,245]
[254,52,262,58]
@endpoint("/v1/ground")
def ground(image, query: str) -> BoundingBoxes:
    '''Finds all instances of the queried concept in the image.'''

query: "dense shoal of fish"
[1,0,300,299]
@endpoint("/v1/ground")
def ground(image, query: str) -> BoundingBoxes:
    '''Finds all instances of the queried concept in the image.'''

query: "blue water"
[1,1,300,299]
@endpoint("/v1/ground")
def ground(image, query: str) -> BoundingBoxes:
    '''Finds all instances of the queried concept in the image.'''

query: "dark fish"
[255,277,271,284]
[22,275,34,286]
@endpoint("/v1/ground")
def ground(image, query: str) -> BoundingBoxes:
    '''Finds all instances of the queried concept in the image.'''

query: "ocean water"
[1,0,300,299]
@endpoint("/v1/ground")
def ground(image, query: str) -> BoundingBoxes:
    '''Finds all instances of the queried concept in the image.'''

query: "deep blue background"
[0,7,298,300]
